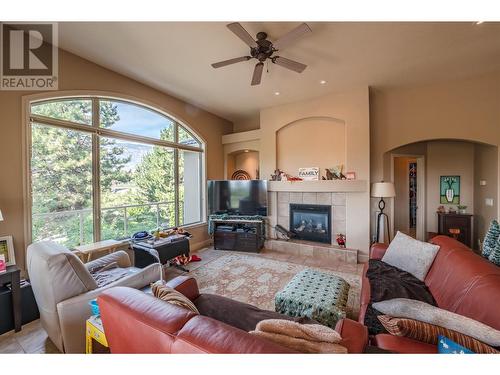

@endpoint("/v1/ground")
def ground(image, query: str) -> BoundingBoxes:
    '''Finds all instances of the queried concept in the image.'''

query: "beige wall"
[260,88,371,256]
[276,118,346,178]
[0,49,233,271]
[426,141,474,232]
[474,143,499,248]
[371,70,500,242]
[233,114,260,133]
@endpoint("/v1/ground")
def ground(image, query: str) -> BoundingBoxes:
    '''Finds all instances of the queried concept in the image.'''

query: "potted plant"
[457,205,467,214]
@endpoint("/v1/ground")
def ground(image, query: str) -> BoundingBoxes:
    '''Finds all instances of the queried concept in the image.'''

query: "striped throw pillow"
[378,315,499,354]
[482,220,500,259]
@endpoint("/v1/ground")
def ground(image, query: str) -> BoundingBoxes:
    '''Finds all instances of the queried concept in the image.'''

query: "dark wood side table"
[0,265,21,332]
[437,213,474,248]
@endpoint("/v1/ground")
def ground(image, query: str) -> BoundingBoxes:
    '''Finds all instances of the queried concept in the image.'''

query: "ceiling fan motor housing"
[251,32,275,62]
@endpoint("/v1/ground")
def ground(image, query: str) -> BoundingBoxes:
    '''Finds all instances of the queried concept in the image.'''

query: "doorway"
[392,155,426,240]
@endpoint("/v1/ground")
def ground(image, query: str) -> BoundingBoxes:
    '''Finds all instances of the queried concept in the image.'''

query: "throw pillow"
[488,233,500,266]
[151,282,199,314]
[438,335,474,354]
[381,231,440,281]
[372,298,500,347]
[482,220,500,259]
[377,315,499,354]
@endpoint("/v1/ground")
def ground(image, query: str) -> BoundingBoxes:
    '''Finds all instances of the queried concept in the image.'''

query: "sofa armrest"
[370,243,389,260]
[56,263,159,353]
[85,250,131,272]
[166,275,200,301]
[335,318,368,353]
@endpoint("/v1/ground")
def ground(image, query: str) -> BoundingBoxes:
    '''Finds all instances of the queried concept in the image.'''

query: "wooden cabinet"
[212,219,264,253]
[437,213,473,248]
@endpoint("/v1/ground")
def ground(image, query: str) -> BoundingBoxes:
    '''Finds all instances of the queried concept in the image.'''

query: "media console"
[209,216,265,253]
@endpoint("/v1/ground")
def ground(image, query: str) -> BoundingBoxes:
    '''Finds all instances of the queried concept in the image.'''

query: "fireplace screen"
[289,204,331,244]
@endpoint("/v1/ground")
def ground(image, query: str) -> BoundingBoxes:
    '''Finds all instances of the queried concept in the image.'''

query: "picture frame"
[345,171,356,180]
[298,167,319,181]
[0,235,16,266]
[440,176,460,204]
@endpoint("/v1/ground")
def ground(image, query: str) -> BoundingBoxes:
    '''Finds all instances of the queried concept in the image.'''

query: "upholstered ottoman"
[275,269,350,328]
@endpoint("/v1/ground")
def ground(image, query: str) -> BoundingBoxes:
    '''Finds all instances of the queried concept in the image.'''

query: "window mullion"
[174,147,180,227]
[92,98,101,242]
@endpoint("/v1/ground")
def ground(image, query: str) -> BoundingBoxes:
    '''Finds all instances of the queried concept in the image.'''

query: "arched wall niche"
[276,116,346,177]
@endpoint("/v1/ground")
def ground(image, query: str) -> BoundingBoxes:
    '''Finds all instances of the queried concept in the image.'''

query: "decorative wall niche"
[276,117,346,178]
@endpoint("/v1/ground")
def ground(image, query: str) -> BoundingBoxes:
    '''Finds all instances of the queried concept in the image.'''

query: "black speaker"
[0,281,40,335]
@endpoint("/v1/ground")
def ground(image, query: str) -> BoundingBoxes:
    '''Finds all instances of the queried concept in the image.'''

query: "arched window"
[29,96,204,247]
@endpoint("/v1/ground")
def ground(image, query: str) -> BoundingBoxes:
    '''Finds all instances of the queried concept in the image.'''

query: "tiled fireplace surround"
[266,191,358,264]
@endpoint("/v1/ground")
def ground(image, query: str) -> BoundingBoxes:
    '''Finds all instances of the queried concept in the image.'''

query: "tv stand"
[208,215,265,253]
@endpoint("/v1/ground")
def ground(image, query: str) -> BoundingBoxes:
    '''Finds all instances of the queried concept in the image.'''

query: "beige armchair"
[27,241,160,353]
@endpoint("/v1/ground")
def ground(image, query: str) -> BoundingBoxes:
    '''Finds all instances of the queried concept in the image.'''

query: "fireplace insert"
[289,204,332,244]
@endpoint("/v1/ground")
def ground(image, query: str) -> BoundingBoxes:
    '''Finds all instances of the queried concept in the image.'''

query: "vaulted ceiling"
[59,22,500,122]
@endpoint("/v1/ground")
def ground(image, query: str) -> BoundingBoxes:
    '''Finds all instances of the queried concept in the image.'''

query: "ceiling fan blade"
[273,23,312,50]
[273,56,307,73]
[227,22,258,48]
[211,56,251,68]
[251,62,264,86]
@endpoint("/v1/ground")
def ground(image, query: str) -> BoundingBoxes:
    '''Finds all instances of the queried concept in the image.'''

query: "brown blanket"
[365,259,436,335]
[249,319,347,354]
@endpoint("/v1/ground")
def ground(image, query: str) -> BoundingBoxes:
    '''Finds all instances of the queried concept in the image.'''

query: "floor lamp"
[371,182,396,243]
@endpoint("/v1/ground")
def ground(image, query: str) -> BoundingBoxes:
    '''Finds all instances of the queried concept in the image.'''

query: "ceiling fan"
[211,22,312,86]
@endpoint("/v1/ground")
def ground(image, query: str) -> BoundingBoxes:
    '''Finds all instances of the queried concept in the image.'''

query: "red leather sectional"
[98,276,368,353]
[361,236,500,353]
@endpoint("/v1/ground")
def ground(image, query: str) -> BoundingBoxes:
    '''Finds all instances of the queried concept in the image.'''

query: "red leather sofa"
[98,276,368,353]
[360,235,500,353]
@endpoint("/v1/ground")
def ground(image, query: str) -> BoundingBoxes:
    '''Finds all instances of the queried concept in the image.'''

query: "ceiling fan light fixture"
[212,22,311,86]
[320,80,327,85]
[475,21,484,25]
[274,91,280,96]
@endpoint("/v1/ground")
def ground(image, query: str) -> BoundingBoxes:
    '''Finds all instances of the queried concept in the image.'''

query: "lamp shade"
[0,209,3,222]
[371,182,396,198]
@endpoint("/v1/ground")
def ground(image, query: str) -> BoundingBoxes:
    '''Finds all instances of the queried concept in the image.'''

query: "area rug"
[189,252,361,319]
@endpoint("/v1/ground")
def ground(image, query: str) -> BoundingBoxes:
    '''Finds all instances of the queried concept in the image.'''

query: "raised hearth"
[264,239,358,264]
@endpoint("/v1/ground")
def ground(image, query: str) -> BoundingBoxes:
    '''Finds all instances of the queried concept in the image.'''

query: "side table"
[0,265,21,332]
[86,315,110,354]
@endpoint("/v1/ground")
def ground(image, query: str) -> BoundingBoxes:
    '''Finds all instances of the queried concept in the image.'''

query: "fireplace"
[289,204,332,244]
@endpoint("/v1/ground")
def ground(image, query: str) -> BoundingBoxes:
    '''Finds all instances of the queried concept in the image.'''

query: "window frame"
[24,93,206,247]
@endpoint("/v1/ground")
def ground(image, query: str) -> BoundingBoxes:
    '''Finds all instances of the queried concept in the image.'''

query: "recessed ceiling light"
[274,91,280,96]
[320,80,327,85]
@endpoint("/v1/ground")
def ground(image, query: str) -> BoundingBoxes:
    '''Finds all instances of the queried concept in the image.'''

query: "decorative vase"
[446,189,454,203]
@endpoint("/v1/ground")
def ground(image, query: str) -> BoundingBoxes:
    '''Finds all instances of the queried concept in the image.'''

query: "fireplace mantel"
[268,180,367,193]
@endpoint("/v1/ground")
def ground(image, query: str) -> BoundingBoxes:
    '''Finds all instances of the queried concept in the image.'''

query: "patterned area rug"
[190,252,361,319]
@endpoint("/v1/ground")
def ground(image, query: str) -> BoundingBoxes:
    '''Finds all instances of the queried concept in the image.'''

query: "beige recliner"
[27,241,160,353]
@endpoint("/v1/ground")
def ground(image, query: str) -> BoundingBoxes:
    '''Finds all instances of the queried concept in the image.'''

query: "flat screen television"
[208,180,268,216]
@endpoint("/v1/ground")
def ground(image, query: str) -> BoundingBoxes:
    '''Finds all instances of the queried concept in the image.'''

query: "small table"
[86,315,109,354]
[275,269,350,328]
[132,237,190,270]
[74,240,123,263]
[0,265,21,332]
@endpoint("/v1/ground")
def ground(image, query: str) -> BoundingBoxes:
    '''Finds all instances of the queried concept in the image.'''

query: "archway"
[384,138,498,250]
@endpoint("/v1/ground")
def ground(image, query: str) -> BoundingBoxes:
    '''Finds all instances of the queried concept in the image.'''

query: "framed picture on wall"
[440,176,460,204]
[0,235,16,266]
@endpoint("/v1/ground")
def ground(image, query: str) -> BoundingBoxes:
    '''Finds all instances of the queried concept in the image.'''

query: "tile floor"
[0,247,364,354]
